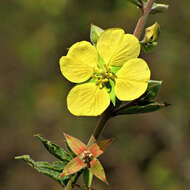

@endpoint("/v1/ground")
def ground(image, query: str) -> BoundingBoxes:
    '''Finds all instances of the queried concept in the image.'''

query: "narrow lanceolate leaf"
[59,156,86,177]
[89,158,108,184]
[15,155,70,187]
[35,134,72,161]
[150,3,169,14]
[143,80,162,100]
[88,139,113,158]
[83,168,93,188]
[127,0,142,8]
[90,24,104,45]
[115,101,169,115]
[64,133,87,155]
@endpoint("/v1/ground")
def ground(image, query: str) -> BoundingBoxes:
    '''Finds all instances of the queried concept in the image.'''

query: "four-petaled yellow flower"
[60,28,151,116]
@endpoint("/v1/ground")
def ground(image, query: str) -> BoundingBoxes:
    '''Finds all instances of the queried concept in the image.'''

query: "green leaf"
[15,155,70,187]
[140,41,158,52]
[83,168,93,188]
[150,3,169,14]
[115,101,168,115]
[90,24,104,45]
[35,134,72,161]
[144,80,162,100]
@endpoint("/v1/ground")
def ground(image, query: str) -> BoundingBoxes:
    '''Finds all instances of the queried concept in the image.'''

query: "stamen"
[93,64,116,89]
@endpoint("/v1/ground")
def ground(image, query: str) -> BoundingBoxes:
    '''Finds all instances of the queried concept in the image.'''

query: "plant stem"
[133,0,154,39]
[88,0,155,144]
[72,1,155,188]
[88,106,112,145]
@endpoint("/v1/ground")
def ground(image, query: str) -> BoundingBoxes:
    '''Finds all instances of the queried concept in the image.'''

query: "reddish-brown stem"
[133,0,154,39]
[88,106,112,145]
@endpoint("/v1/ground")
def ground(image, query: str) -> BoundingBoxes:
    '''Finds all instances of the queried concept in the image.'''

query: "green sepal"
[64,178,73,190]
[111,65,121,74]
[140,41,158,52]
[141,22,160,52]
[115,101,168,115]
[143,22,160,43]
[15,155,70,187]
[65,171,83,190]
[83,168,93,188]
[90,24,104,45]
[108,79,116,106]
[35,134,72,161]
[143,80,162,101]
[98,55,105,68]
[65,139,77,157]
[87,77,96,83]
[150,3,169,14]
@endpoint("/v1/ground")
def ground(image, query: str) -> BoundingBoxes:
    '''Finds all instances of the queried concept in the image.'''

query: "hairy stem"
[133,0,154,39]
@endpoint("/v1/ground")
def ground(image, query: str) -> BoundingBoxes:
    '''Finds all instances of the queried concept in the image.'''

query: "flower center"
[92,64,116,89]
[81,150,94,167]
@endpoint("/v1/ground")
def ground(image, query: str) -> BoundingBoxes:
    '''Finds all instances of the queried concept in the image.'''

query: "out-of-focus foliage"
[1,0,190,190]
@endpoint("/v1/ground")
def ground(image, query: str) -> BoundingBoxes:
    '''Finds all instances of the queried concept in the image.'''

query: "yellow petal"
[115,58,151,101]
[60,41,98,83]
[97,28,140,66]
[67,83,110,116]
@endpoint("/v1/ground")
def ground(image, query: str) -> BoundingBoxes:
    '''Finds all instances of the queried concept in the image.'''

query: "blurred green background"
[1,0,190,189]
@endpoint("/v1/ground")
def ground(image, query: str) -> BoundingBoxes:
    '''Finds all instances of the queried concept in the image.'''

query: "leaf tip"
[34,134,41,138]
[164,102,171,107]
[64,133,71,139]
[59,172,65,178]
[103,177,109,185]
[15,155,30,160]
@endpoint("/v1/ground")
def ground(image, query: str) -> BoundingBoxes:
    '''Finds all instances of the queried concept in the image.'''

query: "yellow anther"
[108,73,113,78]
[94,64,116,89]
[102,78,109,83]
[99,83,103,89]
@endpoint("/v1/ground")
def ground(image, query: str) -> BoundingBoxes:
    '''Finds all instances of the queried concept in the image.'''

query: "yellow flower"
[60,28,151,116]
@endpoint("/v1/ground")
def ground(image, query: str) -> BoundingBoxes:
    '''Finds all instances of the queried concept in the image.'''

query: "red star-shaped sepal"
[59,133,112,184]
